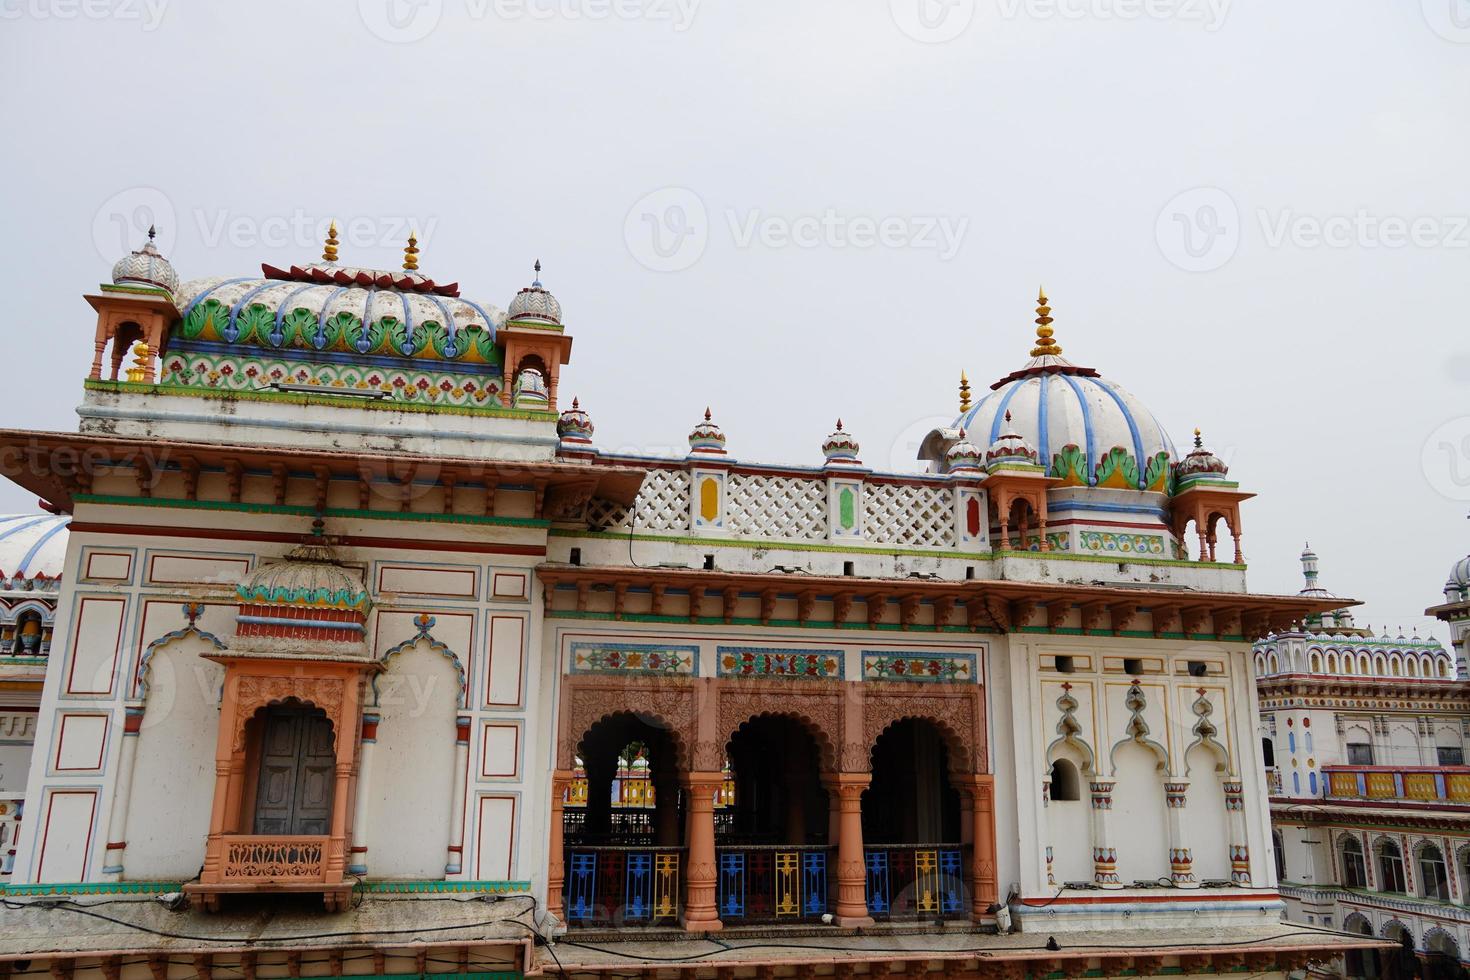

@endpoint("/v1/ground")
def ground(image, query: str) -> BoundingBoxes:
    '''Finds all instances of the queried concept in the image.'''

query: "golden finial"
[322,221,339,264]
[1193,427,1203,449]
[1030,285,1063,358]
[959,370,972,414]
[125,342,151,383]
[404,230,420,272]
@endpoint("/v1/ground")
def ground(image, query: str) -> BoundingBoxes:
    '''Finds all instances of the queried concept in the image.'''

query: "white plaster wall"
[125,636,224,879]
[1111,742,1169,884]
[1185,747,1230,882]
[365,644,460,878]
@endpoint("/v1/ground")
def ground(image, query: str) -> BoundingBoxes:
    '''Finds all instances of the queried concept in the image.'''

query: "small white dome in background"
[0,513,71,587]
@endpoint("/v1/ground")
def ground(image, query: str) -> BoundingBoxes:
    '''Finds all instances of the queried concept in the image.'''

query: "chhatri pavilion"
[0,227,1376,979]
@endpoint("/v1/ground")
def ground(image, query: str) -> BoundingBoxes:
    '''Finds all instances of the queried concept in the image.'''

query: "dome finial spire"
[323,221,339,264]
[403,230,420,272]
[147,224,157,242]
[1031,286,1062,358]
[533,258,542,286]
[959,370,972,413]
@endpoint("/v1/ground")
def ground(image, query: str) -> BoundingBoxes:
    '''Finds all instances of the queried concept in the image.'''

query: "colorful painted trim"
[160,349,503,410]
[570,641,698,675]
[861,650,976,683]
[74,494,550,529]
[178,297,504,366]
[84,379,557,422]
[550,609,999,634]
[717,646,843,679]
[1078,530,1167,556]
[358,879,530,894]
[2,880,182,896]
[236,584,372,613]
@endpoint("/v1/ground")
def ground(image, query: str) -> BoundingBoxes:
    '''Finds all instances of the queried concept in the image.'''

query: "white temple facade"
[0,233,1375,977]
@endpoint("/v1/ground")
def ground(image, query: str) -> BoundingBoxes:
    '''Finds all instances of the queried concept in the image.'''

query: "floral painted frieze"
[717,646,842,679]
[570,642,697,675]
[1077,531,1166,556]
[861,650,976,683]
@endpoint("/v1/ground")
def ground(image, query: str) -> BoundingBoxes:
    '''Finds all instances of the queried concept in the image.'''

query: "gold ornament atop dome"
[322,221,339,263]
[1030,286,1063,358]
[404,231,420,272]
[959,370,972,413]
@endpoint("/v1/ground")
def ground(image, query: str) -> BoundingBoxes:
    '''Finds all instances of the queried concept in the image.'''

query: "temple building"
[1259,544,1470,975]
[0,512,69,880]
[0,229,1375,978]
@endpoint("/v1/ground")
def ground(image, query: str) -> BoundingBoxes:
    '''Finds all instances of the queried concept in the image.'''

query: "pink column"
[547,771,572,921]
[823,773,874,927]
[681,772,724,932]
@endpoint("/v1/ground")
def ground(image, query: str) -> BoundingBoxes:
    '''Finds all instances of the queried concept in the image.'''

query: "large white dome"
[0,513,70,581]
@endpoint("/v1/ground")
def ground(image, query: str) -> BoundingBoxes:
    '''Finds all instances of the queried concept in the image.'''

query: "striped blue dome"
[0,513,70,581]
[957,373,1176,492]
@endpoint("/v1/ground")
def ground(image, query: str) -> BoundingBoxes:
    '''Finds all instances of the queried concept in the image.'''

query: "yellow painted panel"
[1365,772,1397,798]
[699,478,719,522]
[1404,773,1438,800]
[1328,772,1358,797]
[1448,775,1470,802]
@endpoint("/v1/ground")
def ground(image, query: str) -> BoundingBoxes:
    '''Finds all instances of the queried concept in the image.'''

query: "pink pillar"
[681,772,724,932]
[823,773,874,927]
[547,771,572,920]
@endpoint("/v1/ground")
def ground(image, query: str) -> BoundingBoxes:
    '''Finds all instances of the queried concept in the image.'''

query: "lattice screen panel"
[725,473,829,540]
[864,483,955,548]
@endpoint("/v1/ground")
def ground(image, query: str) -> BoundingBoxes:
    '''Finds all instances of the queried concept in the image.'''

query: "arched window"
[1342,837,1368,888]
[1442,657,1455,679]
[1358,653,1370,674]
[1309,652,1322,671]
[1049,759,1081,802]
[1378,840,1407,893]
[1418,844,1450,900]
[1407,658,1419,678]
[1374,654,1386,675]
[1261,737,1275,768]
[1273,830,1287,882]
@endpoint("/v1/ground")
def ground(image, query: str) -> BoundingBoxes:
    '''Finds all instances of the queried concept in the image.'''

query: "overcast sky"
[2,1,1467,641]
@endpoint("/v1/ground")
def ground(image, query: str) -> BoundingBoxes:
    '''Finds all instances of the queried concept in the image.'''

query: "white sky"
[2,0,1467,641]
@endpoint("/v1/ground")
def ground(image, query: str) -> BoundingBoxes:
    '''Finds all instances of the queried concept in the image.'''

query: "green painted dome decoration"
[236,541,372,614]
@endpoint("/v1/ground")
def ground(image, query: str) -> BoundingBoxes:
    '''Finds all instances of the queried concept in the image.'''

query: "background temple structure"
[1262,543,1470,975]
[0,231,1379,978]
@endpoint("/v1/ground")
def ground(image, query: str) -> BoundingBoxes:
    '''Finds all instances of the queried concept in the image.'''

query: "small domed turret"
[688,408,727,457]
[507,260,563,325]
[821,420,862,467]
[1175,428,1229,479]
[557,398,595,450]
[985,412,1041,471]
[945,430,983,473]
[111,226,179,295]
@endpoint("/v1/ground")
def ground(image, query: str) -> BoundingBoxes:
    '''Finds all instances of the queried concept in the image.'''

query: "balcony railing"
[864,844,967,919]
[716,844,832,923]
[220,835,328,882]
[565,846,683,926]
[1323,765,1470,804]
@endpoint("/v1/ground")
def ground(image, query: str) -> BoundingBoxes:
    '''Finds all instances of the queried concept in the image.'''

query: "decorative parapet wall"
[580,462,982,554]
